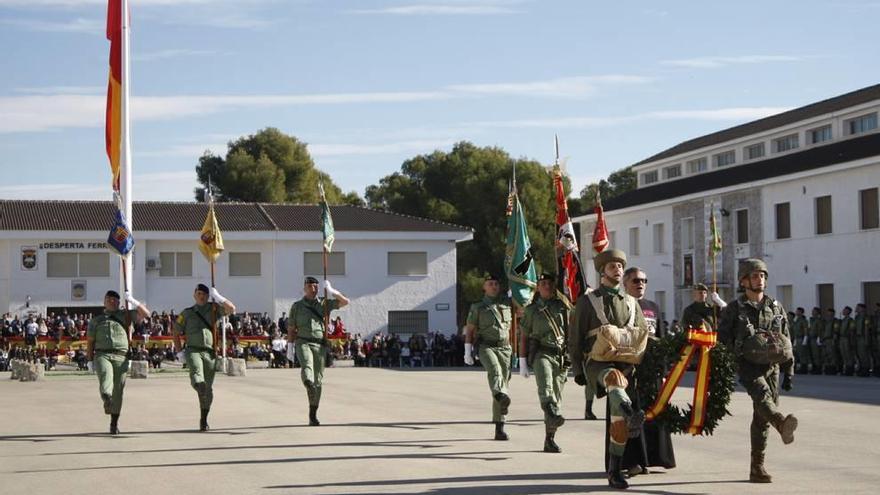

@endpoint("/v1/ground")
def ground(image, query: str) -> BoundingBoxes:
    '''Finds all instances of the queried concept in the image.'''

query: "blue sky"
[1,0,878,202]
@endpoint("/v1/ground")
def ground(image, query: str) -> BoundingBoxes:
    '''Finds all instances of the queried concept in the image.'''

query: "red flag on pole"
[105,0,123,191]
[592,190,609,254]
[553,166,586,303]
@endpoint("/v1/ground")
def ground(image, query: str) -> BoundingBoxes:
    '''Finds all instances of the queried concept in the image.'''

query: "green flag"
[504,184,537,306]
[708,203,722,257]
[318,182,334,253]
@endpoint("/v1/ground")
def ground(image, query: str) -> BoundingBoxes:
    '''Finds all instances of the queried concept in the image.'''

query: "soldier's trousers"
[186,349,216,410]
[795,341,811,371]
[872,340,880,373]
[295,341,325,406]
[582,360,596,403]
[478,345,511,422]
[823,341,840,371]
[533,351,566,432]
[840,338,855,371]
[95,352,128,415]
[597,366,633,457]
[809,340,822,370]
[740,364,780,455]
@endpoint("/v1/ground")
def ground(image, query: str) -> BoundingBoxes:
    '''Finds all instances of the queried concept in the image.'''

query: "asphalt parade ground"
[2,365,879,494]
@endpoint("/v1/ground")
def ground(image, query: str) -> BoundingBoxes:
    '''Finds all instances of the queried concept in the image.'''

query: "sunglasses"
[631,278,648,284]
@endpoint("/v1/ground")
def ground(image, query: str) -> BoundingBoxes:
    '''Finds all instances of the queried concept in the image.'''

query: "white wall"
[761,160,880,311]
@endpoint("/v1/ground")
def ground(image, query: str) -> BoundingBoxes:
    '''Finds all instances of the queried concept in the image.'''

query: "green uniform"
[88,309,136,415]
[176,303,227,411]
[290,297,340,406]
[822,317,841,374]
[570,286,648,457]
[521,296,570,431]
[854,312,873,376]
[467,295,513,423]
[680,301,718,332]
[790,314,810,373]
[718,295,794,457]
[839,315,856,374]
[808,316,823,372]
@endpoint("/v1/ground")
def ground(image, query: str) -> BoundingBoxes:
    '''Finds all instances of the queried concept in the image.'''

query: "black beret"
[105,290,120,299]
[304,276,320,284]
[484,273,501,282]
[195,284,210,294]
[538,272,555,282]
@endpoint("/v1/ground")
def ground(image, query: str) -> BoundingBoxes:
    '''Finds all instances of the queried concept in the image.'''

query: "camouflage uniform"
[839,310,856,376]
[717,259,797,484]
[854,307,874,377]
[790,313,810,374]
[807,310,823,374]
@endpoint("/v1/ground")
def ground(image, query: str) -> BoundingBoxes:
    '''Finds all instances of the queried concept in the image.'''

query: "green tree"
[194,127,362,205]
[569,166,636,216]
[367,142,570,319]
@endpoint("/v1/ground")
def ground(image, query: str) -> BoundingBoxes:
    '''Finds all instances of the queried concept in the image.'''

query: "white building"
[0,200,473,336]
[574,83,880,322]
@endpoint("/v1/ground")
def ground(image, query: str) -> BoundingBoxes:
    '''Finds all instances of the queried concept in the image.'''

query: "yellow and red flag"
[592,190,609,254]
[105,0,123,191]
[199,191,224,263]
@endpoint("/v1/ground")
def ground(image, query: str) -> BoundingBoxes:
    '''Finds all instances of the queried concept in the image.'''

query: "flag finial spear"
[554,134,560,166]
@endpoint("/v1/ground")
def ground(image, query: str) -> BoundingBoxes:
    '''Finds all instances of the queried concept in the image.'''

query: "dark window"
[388,311,428,334]
[775,202,791,239]
[816,196,832,235]
[817,284,834,313]
[860,188,879,230]
[736,209,749,244]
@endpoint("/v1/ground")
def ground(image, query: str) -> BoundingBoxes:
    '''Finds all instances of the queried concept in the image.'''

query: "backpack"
[738,300,793,365]
[586,292,649,365]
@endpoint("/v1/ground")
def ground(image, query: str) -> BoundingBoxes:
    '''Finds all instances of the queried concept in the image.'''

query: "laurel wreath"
[636,331,737,435]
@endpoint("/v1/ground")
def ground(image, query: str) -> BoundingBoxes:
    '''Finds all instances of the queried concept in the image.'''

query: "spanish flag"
[105,0,123,191]
[199,197,224,263]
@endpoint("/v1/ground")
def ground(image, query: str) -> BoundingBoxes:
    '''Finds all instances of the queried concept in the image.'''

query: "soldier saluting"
[718,258,797,483]
[570,249,650,490]
[87,290,150,434]
[464,274,514,441]
[287,276,349,426]
[519,272,570,453]
[174,283,236,431]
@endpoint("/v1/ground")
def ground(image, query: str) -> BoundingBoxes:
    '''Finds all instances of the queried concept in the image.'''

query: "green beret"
[693,283,708,291]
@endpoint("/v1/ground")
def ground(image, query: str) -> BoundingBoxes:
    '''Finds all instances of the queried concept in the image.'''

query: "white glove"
[124,291,141,308]
[802,336,809,346]
[87,361,94,372]
[176,351,185,362]
[322,280,341,298]
[710,292,727,308]
[519,357,530,378]
[286,342,295,362]
[464,343,475,366]
[209,287,228,304]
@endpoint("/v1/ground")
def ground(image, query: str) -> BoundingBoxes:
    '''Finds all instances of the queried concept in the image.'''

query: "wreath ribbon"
[645,327,717,435]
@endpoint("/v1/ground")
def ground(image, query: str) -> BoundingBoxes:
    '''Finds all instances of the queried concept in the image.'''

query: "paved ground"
[2,365,879,494]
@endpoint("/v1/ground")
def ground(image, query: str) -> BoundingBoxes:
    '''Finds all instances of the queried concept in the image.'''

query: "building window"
[608,231,616,248]
[641,170,659,185]
[388,310,428,334]
[629,227,640,256]
[817,283,835,312]
[687,157,708,174]
[681,217,695,252]
[652,223,665,254]
[815,195,832,235]
[47,252,109,278]
[388,252,428,276]
[683,254,694,286]
[777,285,793,311]
[846,113,878,135]
[229,252,261,277]
[775,202,791,240]
[663,164,682,180]
[809,125,832,144]
[860,188,879,230]
[304,252,345,276]
[773,133,799,153]
[713,150,736,168]
[159,252,192,277]
[735,209,749,244]
[864,281,880,312]
[744,142,765,160]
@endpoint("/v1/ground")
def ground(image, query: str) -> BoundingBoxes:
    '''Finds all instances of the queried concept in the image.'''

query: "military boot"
[584,400,598,420]
[101,393,112,415]
[494,392,511,416]
[309,405,320,426]
[770,413,797,444]
[494,421,509,441]
[543,431,561,453]
[199,408,210,432]
[541,401,565,430]
[109,414,120,435]
[749,452,772,483]
[607,454,629,489]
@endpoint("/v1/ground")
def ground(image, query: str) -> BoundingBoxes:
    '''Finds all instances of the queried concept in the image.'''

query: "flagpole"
[121,257,132,342]
[120,0,133,292]
[322,246,329,337]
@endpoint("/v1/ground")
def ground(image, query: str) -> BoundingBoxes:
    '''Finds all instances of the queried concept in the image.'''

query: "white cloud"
[469,107,793,129]
[660,55,804,69]
[308,139,457,157]
[348,4,522,15]
[0,0,245,6]
[0,17,102,34]
[133,49,223,62]
[13,85,103,95]
[0,171,197,201]
[447,75,653,98]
